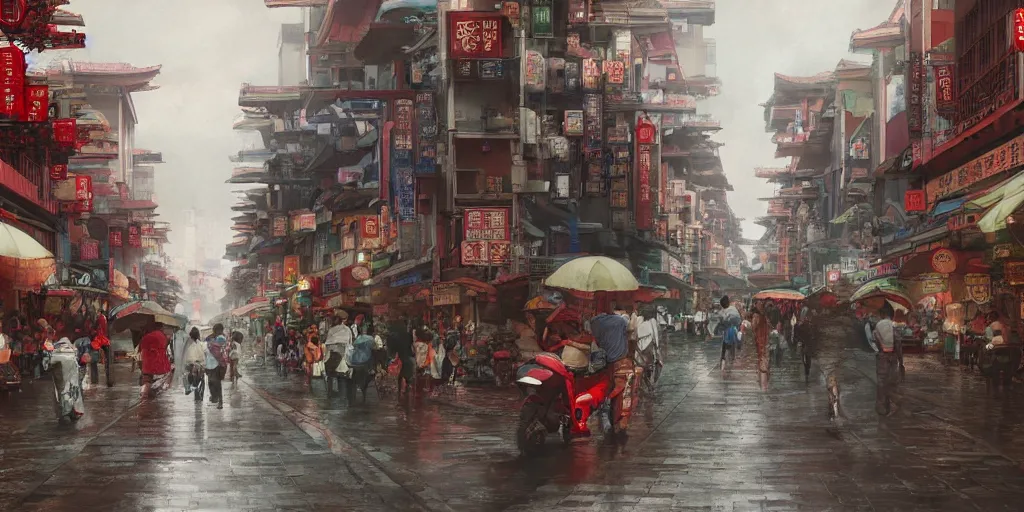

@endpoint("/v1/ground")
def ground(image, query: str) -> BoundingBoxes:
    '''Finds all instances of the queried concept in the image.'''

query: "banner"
[934,64,955,115]
[392,99,415,221]
[360,215,380,240]
[464,208,510,240]
[448,12,503,59]
[431,282,462,306]
[52,118,76,147]
[0,46,24,119]
[109,230,122,248]
[23,84,47,122]
[127,224,142,248]
[283,255,300,284]
[908,52,923,135]
[49,163,67,181]
[461,240,511,266]
[79,238,99,261]
[414,92,436,175]
[635,143,653,229]
[74,175,92,212]
[272,215,288,237]
[141,223,155,237]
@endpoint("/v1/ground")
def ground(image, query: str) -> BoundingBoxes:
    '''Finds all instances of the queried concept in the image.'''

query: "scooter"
[490,331,520,387]
[514,352,637,456]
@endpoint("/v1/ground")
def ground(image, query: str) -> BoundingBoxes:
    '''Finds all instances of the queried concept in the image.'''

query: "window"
[704,40,716,65]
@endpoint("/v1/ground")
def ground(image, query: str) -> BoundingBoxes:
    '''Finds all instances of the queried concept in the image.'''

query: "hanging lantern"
[1015,8,1024,53]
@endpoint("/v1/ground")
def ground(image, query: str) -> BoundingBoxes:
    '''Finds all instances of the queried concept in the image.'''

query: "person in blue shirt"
[589,305,635,434]
[204,323,230,409]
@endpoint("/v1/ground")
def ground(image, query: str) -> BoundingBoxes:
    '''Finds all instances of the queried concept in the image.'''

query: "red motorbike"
[515,352,635,455]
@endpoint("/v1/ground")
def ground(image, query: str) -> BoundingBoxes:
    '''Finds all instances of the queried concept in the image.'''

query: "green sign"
[532,4,552,38]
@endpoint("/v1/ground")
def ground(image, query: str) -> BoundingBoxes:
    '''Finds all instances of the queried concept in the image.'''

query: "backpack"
[347,334,374,367]
[723,326,739,346]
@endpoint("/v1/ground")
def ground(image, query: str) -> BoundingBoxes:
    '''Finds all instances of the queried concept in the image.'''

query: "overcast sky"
[45,0,897,270]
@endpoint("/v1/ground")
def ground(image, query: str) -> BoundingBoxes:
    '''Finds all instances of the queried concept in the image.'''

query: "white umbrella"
[0,222,55,290]
[543,256,640,293]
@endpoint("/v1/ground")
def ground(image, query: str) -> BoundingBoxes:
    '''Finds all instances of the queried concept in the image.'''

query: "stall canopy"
[232,301,272,317]
[967,170,1024,233]
[0,221,56,291]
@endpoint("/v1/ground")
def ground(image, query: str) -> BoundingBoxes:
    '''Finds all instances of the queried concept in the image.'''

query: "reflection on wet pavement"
[3,334,1024,510]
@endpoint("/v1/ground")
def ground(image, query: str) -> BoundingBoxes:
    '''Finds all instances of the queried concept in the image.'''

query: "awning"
[450,277,497,296]
[968,170,1024,233]
[931,197,966,216]
[232,301,272,317]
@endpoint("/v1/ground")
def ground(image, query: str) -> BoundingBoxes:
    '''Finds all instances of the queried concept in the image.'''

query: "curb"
[243,379,453,512]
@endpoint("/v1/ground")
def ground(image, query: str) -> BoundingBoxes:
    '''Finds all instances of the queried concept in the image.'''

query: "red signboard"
[109,230,122,248]
[74,175,92,212]
[635,144,653,230]
[272,215,287,237]
[141,223,154,236]
[127,224,141,248]
[79,238,99,261]
[635,117,656,145]
[267,262,283,285]
[449,12,503,59]
[934,65,955,115]
[604,60,625,85]
[23,84,46,122]
[904,190,926,212]
[49,163,67,181]
[0,46,24,119]
[464,208,510,241]
[360,215,380,240]
[52,118,76,146]
[1014,9,1024,52]
[283,255,300,284]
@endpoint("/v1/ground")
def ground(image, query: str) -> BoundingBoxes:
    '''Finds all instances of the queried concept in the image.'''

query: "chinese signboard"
[322,270,340,296]
[934,65,955,115]
[1007,261,1024,285]
[127,224,142,248]
[52,118,76,147]
[0,46,24,119]
[272,215,288,237]
[283,255,300,284]
[460,240,511,266]
[290,212,315,232]
[908,52,923,135]
[1014,9,1024,52]
[925,132,1024,206]
[604,60,625,85]
[109,230,122,248]
[464,208,510,241]
[23,84,47,122]
[79,238,99,261]
[391,99,416,221]
[583,93,601,149]
[904,190,926,212]
[930,248,956,274]
[415,92,436,175]
[635,142,653,230]
[964,273,992,304]
[50,163,67,181]
[431,283,461,306]
[74,175,92,212]
[532,1,552,37]
[449,12,503,59]
[360,215,379,240]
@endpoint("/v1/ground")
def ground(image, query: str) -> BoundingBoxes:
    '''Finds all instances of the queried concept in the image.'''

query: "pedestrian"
[387,314,415,398]
[304,334,323,386]
[719,296,741,368]
[229,331,243,384]
[138,322,172,399]
[204,323,230,409]
[871,303,902,416]
[89,310,113,387]
[263,324,274,363]
[183,327,206,402]
[750,304,771,391]
[324,313,354,397]
[795,308,816,380]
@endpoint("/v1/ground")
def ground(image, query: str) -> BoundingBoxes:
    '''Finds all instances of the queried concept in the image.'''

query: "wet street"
[4,334,1024,511]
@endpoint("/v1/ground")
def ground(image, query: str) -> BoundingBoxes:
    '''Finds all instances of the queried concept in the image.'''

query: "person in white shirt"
[324,314,354,397]
[871,304,902,416]
[693,310,706,337]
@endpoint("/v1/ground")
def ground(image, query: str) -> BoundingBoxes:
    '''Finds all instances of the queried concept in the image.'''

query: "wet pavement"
[3,334,1024,510]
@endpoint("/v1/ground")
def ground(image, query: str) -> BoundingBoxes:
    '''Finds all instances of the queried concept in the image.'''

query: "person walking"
[89,311,113,387]
[138,322,172,399]
[229,331,244,385]
[871,304,903,416]
[204,324,230,409]
[719,296,742,368]
[750,304,771,391]
[183,327,207,402]
[324,314,354,398]
[304,334,323,387]
[387,315,415,399]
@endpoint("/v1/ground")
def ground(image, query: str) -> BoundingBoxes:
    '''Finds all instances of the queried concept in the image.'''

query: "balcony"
[662,0,715,25]
[0,152,57,214]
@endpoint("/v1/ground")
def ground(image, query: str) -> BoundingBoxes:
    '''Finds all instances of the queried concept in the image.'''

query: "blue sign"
[390,272,422,288]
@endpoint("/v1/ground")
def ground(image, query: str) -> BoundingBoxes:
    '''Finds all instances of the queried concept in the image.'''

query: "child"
[229,331,243,384]
[304,335,322,386]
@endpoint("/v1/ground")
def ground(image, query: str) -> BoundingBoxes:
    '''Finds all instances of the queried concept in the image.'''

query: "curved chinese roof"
[42,61,161,90]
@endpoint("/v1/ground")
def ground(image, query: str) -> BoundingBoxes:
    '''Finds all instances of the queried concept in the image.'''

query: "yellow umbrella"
[0,222,55,291]
[543,256,639,293]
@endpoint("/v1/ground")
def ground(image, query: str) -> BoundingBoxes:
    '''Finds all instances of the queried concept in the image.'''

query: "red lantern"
[1016,9,1024,52]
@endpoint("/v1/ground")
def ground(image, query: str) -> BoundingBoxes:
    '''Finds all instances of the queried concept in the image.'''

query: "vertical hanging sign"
[1014,8,1024,52]
[532,0,553,37]
[0,46,24,119]
[414,92,436,175]
[634,117,656,230]
[127,224,142,248]
[74,175,92,212]
[109,230,122,248]
[52,118,76,147]
[907,52,923,135]
[23,84,47,122]
[392,99,416,220]
[934,64,955,115]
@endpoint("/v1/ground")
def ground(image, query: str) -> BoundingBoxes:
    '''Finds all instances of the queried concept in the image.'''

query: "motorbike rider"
[588,303,634,434]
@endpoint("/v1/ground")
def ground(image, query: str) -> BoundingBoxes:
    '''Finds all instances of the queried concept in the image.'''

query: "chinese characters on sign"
[49,163,67,181]
[391,99,416,221]
[635,141,653,230]
[464,208,510,241]
[415,92,436,175]
[1014,9,1024,52]
[930,248,956,274]
[141,223,155,237]
[449,12,503,59]
[80,239,99,261]
[564,110,583,136]
[964,273,992,304]
[23,84,46,122]
[925,132,1024,206]
[460,240,511,266]
[431,283,461,306]
[272,215,288,237]
[904,190,926,212]
[0,46,24,119]
[109,230,122,248]
[908,52,923,135]
[127,224,142,248]
[532,1,552,37]
[360,215,379,241]
[934,65,955,115]
[290,212,315,232]
[52,118,76,147]
[74,175,92,213]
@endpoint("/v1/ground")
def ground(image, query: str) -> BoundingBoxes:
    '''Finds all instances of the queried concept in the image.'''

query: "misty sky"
[41,0,897,270]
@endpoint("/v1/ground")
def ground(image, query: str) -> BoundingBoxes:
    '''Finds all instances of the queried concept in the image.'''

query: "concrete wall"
[278,23,306,86]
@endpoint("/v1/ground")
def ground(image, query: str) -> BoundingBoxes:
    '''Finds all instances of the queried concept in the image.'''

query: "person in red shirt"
[89,311,113,387]
[139,322,172,398]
